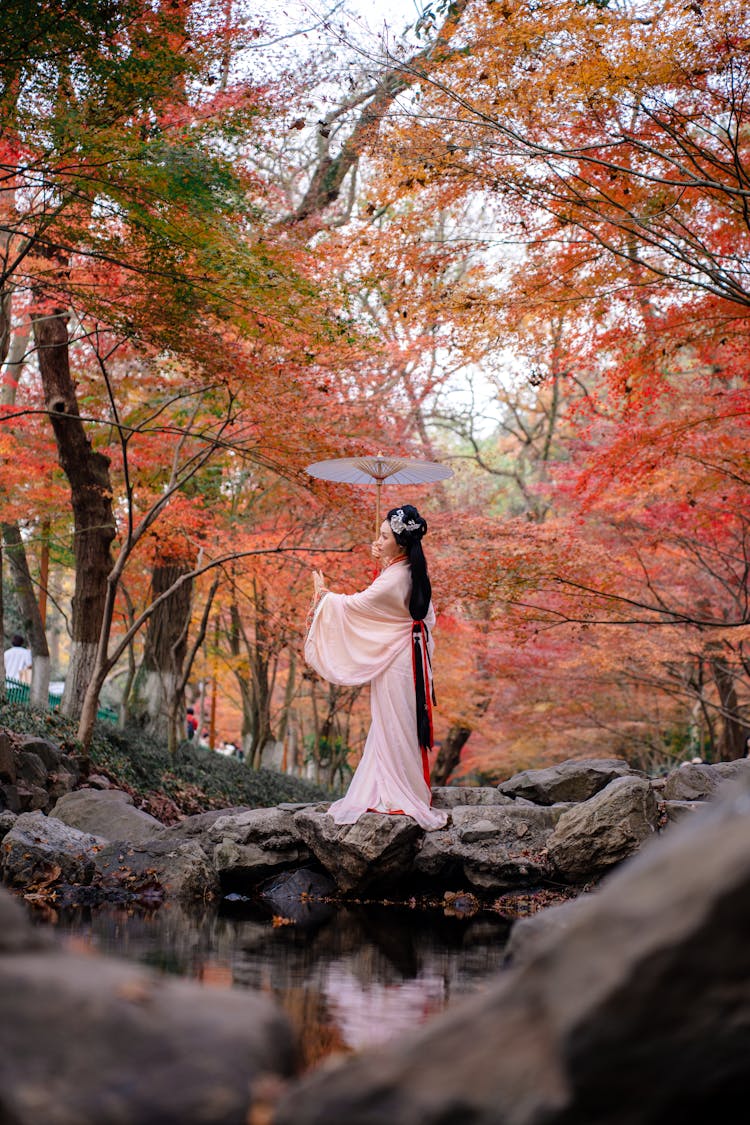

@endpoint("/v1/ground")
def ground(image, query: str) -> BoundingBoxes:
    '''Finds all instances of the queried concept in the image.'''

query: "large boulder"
[13,735,65,771]
[93,837,219,904]
[430,786,516,809]
[1,811,105,887]
[273,773,750,1125]
[49,789,167,846]
[414,804,558,892]
[547,775,658,881]
[293,808,422,893]
[0,886,296,1125]
[162,806,253,842]
[498,757,638,805]
[661,758,750,802]
[209,807,312,887]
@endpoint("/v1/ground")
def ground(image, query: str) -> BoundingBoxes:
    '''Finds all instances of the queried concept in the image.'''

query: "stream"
[42,895,513,1069]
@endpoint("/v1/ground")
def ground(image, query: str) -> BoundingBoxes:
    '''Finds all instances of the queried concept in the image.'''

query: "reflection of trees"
[49,899,510,1063]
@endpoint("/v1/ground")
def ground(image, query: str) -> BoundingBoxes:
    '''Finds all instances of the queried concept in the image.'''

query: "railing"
[3,677,118,724]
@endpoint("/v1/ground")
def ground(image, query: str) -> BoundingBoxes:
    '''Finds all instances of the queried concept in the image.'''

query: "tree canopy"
[1,0,748,778]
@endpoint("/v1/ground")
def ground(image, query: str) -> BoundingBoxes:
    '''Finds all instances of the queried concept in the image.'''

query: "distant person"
[4,634,32,684]
[186,707,198,740]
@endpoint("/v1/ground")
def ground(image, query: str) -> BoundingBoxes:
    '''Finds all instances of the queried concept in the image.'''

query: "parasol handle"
[375,479,382,538]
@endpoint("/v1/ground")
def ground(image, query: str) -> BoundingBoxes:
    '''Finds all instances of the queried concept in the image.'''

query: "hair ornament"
[389,508,421,535]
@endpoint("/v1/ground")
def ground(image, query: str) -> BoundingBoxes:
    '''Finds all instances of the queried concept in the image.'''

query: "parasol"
[305,452,453,535]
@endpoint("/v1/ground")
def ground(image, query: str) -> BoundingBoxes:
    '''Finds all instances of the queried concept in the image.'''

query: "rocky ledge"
[2,754,750,1124]
[3,734,749,902]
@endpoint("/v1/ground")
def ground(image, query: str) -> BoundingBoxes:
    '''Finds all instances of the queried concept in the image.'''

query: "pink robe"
[304,559,448,831]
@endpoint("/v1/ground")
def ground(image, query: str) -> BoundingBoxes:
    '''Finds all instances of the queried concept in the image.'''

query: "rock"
[16,750,48,788]
[0,887,296,1124]
[273,774,750,1125]
[498,757,637,805]
[163,806,253,842]
[0,783,20,813]
[661,758,750,802]
[1,811,105,887]
[93,837,219,904]
[208,806,304,848]
[414,804,556,891]
[547,776,658,881]
[0,732,17,783]
[503,894,590,966]
[14,735,63,771]
[430,786,515,809]
[85,772,114,789]
[49,788,167,846]
[663,799,705,825]
[209,807,311,887]
[0,809,17,839]
[45,768,78,805]
[16,782,49,813]
[258,867,337,925]
[293,808,422,893]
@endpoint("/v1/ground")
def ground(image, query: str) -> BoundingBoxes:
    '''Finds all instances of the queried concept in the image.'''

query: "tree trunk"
[132,562,193,745]
[229,591,275,769]
[1,522,50,707]
[32,308,116,718]
[0,541,4,703]
[431,724,473,786]
[711,654,745,761]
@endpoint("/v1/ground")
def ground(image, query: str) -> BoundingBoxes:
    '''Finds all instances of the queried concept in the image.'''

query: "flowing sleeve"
[304,563,414,686]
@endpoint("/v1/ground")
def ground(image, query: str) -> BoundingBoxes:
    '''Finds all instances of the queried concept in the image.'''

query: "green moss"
[0,701,331,814]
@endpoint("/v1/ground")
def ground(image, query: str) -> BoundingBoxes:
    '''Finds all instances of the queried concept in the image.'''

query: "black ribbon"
[411,620,435,753]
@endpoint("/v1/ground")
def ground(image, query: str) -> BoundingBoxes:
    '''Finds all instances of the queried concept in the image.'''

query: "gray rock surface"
[547,775,658,880]
[0,809,17,839]
[503,894,591,967]
[273,774,750,1125]
[293,808,422,893]
[209,806,312,883]
[162,805,252,842]
[498,757,637,804]
[2,810,105,887]
[430,786,516,809]
[414,804,557,891]
[661,758,750,801]
[93,836,219,903]
[50,788,167,845]
[0,730,78,815]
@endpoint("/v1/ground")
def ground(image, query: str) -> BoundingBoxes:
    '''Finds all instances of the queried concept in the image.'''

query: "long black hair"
[387,504,431,621]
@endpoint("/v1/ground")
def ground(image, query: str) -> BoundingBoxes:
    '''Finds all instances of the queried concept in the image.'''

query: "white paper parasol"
[306,452,453,534]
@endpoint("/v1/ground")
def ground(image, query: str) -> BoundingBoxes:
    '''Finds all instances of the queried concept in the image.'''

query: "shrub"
[0,702,330,815]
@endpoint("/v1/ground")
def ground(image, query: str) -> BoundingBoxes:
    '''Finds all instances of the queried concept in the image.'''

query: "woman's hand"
[312,569,327,597]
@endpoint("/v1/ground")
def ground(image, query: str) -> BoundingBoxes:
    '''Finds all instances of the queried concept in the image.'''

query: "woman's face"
[372,519,404,566]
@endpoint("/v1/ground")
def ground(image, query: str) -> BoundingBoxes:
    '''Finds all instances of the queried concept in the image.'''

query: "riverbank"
[3,750,750,1124]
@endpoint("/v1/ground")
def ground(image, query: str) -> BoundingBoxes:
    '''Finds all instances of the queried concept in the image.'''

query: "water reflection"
[47,898,511,1068]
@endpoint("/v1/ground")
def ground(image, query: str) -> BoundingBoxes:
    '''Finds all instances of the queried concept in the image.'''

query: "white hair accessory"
[389,508,421,535]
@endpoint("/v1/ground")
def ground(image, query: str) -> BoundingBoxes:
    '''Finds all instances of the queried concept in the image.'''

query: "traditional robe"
[304,559,448,831]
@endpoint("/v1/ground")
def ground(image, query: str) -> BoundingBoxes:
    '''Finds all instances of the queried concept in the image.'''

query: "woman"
[305,504,448,831]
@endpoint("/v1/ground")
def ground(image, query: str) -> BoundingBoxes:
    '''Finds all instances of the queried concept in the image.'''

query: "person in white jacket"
[4,634,32,684]
[305,504,447,831]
